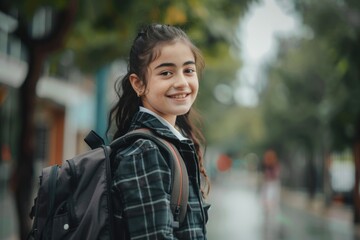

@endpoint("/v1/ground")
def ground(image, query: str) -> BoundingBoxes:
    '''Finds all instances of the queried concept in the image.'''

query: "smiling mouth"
[169,93,189,99]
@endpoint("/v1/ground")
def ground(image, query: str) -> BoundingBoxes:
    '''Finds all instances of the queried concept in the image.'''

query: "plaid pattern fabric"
[112,111,208,239]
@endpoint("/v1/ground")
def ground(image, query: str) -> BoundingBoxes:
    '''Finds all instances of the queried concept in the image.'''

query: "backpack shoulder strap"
[111,128,189,228]
[156,138,189,228]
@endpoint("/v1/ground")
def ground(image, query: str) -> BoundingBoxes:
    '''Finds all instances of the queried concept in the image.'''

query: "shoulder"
[112,138,172,177]
[111,137,173,194]
[116,138,161,156]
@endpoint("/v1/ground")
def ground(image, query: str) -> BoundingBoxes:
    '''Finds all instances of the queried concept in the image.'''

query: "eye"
[160,71,172,76]
[184,68,196,74]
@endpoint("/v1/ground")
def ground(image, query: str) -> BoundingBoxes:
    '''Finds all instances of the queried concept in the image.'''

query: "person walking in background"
[107,24,210,239]
[259,149,281,240]
[260,149,281,214]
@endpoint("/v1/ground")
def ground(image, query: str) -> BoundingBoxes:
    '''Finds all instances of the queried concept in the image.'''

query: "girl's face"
[132,41,199,125]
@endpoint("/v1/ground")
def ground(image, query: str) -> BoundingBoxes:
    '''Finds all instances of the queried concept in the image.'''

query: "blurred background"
[1,0,360,239]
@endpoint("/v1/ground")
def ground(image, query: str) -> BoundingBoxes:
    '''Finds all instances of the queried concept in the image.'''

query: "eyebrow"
[154,61,196,69]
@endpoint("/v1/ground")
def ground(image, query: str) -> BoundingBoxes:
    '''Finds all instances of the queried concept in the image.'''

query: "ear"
[129,73,145,96]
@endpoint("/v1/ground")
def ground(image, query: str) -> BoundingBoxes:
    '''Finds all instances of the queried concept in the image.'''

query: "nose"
[173,72,189,88]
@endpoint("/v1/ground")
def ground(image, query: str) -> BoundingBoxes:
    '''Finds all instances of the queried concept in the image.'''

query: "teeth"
[172,94,187,99]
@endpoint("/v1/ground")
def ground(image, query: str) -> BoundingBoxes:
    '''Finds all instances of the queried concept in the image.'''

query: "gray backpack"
[28,129,189,240]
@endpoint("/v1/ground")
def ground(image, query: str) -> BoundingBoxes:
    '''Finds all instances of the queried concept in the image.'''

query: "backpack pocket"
[50,201,76,240]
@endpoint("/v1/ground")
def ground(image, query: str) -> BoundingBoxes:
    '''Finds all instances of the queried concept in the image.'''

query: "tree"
[1,1,77,238]
[291,0,360,223]
[259,35,341,195]
[257,0,360,223]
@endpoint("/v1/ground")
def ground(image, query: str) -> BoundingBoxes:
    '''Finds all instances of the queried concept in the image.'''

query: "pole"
[95,66,109,141]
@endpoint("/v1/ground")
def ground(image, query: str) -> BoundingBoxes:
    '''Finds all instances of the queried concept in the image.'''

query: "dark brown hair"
[107,24,209,196]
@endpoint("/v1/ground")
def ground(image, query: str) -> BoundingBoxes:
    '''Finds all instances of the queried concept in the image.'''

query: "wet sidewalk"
[207,169,360,240]
[0,162,19,240]
[282,188,355,227]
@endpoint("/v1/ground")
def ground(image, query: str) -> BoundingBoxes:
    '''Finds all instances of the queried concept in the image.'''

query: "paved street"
[207,170,360,240]
[0,162,18,240]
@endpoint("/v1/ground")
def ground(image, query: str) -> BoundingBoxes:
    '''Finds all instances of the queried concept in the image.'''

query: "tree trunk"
[11,48,45,239]
[323,151,332,206]
[7,1,77,238]
[354,141,360,223]
[306,155,317,200]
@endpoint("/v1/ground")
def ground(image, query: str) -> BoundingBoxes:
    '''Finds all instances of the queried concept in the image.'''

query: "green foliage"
[8,0,254,71]
[259,0,360,158]
[204,105,265,154]
[293,0,360,149]
[64,0,254,72]
[10,0,68,19]
[259,37,330,156]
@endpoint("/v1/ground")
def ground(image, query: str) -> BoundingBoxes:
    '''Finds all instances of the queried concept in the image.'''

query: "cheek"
[191,78,199,93]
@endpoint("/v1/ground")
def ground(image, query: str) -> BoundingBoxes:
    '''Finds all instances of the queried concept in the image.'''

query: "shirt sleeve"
[112,139,177,240]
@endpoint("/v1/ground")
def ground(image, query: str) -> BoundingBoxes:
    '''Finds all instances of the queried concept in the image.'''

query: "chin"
[172,108,191,116]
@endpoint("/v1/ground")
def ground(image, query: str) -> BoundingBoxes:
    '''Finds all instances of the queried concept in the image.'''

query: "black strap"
[84,130,105,149]
[103,145,115,240]
[40,165,59,239]
[48,165,58,216]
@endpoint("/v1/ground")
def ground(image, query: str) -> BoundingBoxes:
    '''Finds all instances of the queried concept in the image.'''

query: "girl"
[108,24,210,239]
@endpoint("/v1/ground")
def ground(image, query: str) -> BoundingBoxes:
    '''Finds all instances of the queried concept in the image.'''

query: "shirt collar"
[139,107,188,141]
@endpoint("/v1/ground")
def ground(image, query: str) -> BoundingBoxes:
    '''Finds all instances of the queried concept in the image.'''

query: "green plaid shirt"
[112,111,209,239]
